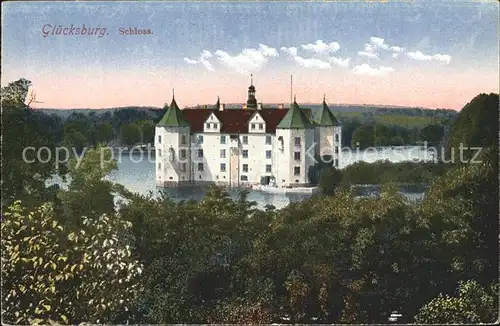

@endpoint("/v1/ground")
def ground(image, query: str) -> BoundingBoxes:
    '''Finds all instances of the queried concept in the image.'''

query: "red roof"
[181,108,290,134]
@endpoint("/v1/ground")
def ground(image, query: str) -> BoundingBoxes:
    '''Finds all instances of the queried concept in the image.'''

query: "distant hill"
[36,103,457,121]
[37,106,162,119]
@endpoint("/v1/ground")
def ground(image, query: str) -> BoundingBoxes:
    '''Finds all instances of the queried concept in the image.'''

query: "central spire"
[247,74,257,109]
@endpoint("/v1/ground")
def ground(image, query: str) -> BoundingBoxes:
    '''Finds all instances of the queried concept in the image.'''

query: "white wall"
[155,126,191,184]
[274,128,314,186]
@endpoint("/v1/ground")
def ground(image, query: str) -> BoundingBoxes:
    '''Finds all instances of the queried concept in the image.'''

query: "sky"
[1,1,498,110]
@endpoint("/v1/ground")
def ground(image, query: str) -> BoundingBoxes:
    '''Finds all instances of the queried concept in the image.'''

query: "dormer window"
[206,123,210,129]
[251,124,255,130]
[214,123,218,129]
[259,124,263,130]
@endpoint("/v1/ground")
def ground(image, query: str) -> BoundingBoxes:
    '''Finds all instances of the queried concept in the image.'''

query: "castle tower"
[313,95,342,168]
[275,96,315,187]
[246,74,257,109]
[155,92,192,187]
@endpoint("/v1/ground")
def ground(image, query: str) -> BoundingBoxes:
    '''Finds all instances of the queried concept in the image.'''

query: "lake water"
[95,146,432,210]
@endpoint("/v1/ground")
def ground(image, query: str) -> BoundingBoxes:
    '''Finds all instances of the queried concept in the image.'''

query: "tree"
[1,201,143,325]
[318,166,341,195]
[446,93,499,161]
[120,123,141,146]
[136,120,156,144]
[57,146,118,224]
[1,79,60,208]
[93,122,115,145]
[420,124,444,146]
[351,125,375,149]
[414,280,498,324]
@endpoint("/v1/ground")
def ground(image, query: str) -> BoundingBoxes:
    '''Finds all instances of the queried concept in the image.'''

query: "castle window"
[198,163,204,171]
[259,124,263,130]
[198,149,204,158]
[294,166,300,175]
[241,175,248,181]
[266,164,272,173]
[335,134,339,142]
[181,135,187,144]
[242,164,248,173]
[266,150,272,159]
[294,152,301,161]
[242,135,248,144]
[265,136,272,145]
[278,136,284,150]
[335,159,339,167]
[251,124,255,130]
[294,137,301,146]
[242,150,248,158]
[157,149,162,157]
[220,135,226,144]
[180,149,186,159]
[220,149,226,158]
[181,163,187,171]
[198,135,204,144]
[158,163,161,170]
[158,135,162,144]
[335,146,339,154]
[221,163,226,172]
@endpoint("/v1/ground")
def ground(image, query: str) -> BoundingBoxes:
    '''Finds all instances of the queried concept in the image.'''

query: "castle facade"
[155,81,341,188]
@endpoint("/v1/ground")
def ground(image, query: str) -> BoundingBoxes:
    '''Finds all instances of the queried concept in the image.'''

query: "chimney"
[242,103,248,110]
[257,103,262,110]
[219,103,225,111]
[278,103,284,109]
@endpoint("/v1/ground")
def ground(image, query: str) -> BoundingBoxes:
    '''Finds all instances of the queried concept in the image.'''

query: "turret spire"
[247,75,257,109]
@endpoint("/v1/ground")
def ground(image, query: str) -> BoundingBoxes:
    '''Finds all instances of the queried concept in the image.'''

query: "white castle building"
[155,81,341,188]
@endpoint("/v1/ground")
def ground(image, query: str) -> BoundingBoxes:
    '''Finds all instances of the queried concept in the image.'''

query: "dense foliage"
[1,79,497,324]
[1,201,143,325]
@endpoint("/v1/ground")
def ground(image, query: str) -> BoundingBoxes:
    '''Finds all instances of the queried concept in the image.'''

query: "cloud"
[183,50,215,71]
[280,46,298,57]
[406,51,452,64]
[295,57,332,69]
[301,40,340,54]
[390,46,404,53]
[357,37,405,59]
[352,64,395,76]
[215,44,278,74]
[184,58,198,64]
[357,51,379,59]
[329,56,351,68]
[280,46,350,69]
